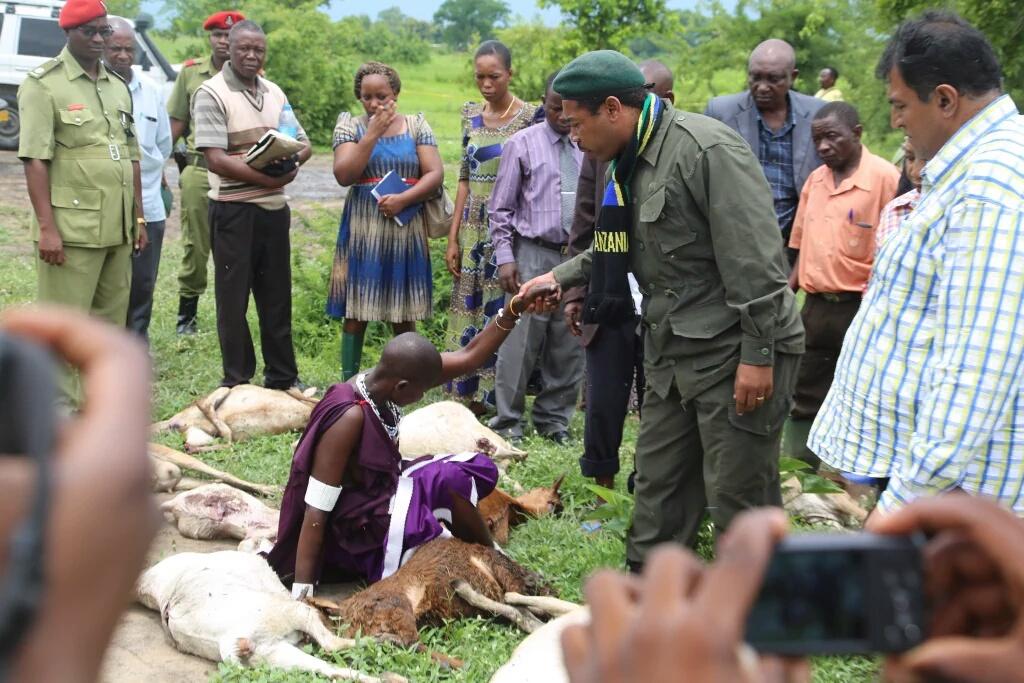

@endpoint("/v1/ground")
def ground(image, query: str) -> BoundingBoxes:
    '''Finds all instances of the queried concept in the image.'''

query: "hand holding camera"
[0,306,158,681]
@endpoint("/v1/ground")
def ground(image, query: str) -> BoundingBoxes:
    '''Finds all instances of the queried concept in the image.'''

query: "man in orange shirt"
[787,102,899,467]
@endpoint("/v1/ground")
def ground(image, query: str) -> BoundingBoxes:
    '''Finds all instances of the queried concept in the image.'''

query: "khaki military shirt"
[553,102,804,404]
[166,55,216,154]
[18,46,140,248]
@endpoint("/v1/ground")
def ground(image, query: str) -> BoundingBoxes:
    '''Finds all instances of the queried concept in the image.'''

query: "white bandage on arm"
[292,582,314,599]
[304,476,342,511]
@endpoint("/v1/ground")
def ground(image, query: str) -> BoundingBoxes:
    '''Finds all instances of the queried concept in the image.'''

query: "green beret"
[553,50,647,99]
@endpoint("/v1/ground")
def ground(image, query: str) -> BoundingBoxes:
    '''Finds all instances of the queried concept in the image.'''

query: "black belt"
[809,291,861,303]
[187,152,208,170]
[518,234,568,255]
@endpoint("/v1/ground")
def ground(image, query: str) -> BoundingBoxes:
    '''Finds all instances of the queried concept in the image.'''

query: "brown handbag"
[409,113,454,238]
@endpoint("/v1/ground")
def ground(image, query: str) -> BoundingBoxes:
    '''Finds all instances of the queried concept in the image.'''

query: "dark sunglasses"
[74,25,114,38]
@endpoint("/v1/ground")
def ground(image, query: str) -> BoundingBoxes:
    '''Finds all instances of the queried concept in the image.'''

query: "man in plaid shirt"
[810,11,1024,513]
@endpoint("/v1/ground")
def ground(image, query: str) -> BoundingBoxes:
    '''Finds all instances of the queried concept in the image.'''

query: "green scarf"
[583,93,664,324]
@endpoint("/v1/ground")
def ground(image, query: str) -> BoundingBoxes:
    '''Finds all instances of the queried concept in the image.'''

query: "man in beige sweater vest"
[193,20,312,389]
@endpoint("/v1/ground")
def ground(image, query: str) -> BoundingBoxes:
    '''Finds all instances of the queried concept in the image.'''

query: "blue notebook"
[371,170,421,226]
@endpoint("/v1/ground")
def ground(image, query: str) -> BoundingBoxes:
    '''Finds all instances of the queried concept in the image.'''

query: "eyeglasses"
[74,26,114,38]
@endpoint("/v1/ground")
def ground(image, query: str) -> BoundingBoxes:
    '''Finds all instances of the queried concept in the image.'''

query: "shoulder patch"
[27,58,61,80]
[183,58,199,67]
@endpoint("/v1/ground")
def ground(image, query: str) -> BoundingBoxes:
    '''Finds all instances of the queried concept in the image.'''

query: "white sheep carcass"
[136,550,403,682]
[152,384,319,450]
[489,607,588,683]
[161,483,280,554]
[398,401,526,464]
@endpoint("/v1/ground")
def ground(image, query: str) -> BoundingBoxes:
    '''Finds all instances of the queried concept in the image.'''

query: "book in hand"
[244,129,306,175]
[371,170,421,226]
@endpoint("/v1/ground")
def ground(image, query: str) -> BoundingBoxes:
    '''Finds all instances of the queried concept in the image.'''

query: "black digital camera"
[746,532,927,655]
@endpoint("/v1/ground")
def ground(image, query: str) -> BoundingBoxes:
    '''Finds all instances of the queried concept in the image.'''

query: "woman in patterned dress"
[443,40,538,414]
[330,62,444,380]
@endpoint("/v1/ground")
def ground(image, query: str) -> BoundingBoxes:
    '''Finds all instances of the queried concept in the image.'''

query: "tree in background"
[875,0,1023,103]
[653,0,902,153]
[159,0,353,145]
[337,9,433,65]
[540,0,668,52]
[497,20,576,102]
[433,0,510,49]
[106,0,142,16]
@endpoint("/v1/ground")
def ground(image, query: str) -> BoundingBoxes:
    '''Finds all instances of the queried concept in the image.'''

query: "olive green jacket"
[553,102,804,403]
[18,47,140,248]
[166,54,216,154]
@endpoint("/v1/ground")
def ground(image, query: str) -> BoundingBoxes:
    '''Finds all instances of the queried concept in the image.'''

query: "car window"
[18,18,66,58]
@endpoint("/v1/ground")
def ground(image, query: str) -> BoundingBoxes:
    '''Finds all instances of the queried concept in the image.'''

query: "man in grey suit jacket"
[705,39,824,263]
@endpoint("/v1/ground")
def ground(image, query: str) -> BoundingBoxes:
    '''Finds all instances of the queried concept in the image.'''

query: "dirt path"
[0,150,345,243]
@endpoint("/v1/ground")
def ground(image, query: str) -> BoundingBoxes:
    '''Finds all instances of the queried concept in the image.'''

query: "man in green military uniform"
[166,9,244,335]
[19,1,144,332]
[520,51,804,570]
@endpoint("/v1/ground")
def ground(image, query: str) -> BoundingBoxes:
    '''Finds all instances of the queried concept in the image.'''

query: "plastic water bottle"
[278,102,299,139]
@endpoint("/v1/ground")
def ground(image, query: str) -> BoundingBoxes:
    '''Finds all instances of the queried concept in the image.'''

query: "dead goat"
[152,384,319,450]
[161,483,280,553]
[478,475,564,545]
[398,401,526,465]
[314,537,579,648]
[137,550,404,682]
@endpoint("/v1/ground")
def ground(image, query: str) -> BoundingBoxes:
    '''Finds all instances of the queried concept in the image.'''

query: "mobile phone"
[745,532,927,656]
[0,332,57,674]
[0,332,58,458]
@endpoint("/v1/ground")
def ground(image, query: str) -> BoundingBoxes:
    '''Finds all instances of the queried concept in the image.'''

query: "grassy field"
[0,49,879,682]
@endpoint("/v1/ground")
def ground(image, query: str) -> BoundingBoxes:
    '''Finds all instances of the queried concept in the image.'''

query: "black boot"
[176,296,198,335]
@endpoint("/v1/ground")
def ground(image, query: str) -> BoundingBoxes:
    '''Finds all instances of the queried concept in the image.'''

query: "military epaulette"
[183,58,200,68]
[27,57,61,80]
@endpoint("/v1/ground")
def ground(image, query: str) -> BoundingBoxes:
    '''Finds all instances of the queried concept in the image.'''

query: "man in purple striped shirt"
[488,73,584,444]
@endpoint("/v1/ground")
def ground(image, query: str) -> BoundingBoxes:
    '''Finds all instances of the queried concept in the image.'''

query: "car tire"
[0,95,20,151]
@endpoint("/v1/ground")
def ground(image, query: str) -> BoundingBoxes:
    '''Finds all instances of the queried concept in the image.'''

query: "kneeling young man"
[267,289,550,597]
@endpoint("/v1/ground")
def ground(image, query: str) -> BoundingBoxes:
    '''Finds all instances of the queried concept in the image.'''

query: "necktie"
[559,136,578,235]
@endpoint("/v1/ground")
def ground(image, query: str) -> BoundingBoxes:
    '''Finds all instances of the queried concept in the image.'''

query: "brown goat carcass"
[478,475,564,545]
[316,537,579,647]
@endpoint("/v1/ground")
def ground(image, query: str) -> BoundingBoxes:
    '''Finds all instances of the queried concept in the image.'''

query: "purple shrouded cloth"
[266,382,498,583]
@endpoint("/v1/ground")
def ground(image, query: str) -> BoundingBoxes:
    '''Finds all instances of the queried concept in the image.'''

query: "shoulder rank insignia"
[27,58,61,80]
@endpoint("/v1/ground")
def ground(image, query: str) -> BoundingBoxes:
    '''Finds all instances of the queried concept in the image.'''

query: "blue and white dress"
[327,112,435,322]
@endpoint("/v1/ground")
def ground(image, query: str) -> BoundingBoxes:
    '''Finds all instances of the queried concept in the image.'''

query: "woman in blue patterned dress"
[330,62,444,379]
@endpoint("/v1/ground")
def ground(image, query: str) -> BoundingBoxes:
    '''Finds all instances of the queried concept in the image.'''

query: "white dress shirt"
[127,72,172,222]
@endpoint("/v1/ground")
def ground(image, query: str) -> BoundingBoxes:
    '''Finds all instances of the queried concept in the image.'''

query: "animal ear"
[551,473,566,495]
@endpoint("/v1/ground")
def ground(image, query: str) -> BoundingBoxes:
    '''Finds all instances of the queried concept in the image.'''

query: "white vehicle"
[0,0,178,150]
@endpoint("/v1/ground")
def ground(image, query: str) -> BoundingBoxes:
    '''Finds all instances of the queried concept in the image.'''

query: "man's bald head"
[639,60,675,104]
[748,39,796,72]
[107,16,134,38]
[747,39,798,113]
[104,17,136,81]
[378,333,443,386]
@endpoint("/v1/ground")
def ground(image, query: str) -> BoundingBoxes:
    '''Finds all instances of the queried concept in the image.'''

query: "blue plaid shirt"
[756,102,798,236]
[810,95,1024,513]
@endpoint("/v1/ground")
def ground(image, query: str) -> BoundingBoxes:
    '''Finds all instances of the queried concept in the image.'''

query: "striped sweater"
[192,62,306,209]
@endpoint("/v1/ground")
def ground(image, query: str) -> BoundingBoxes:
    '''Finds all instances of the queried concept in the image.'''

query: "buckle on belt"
[109,144,121,161]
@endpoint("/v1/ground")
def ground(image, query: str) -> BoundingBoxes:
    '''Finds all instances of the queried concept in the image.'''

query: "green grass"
[0,47,879,683]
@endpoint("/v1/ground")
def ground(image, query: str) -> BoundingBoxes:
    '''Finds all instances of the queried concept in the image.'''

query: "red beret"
[203,11,245,31]
[58,0,108,29]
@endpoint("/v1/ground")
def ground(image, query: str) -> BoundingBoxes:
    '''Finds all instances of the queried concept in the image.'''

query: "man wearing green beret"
[519,50,804,569]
